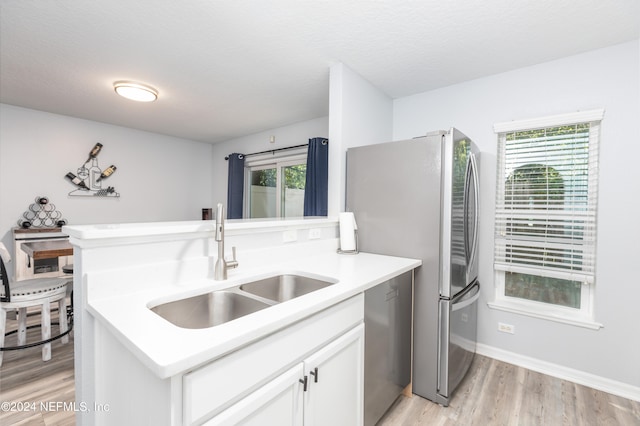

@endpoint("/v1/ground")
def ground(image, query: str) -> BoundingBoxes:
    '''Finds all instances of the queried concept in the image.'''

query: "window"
[490,109,604,328]
[244,150,307,218]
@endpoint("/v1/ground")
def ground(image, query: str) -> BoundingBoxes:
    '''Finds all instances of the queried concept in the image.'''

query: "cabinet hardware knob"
[310,367,319,383]
[299,376,308,392]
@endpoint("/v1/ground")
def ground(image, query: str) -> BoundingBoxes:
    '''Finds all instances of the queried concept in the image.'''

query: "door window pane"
[249,168,276,218]
[282,164,306,217]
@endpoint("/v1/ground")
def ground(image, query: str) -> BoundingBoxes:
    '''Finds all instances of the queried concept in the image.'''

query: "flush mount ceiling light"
[113,81,158,102]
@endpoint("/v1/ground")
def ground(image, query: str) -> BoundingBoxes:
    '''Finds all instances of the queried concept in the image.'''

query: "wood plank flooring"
[379,355,640,426]
[1,309,639,425]
[0,307,75,426]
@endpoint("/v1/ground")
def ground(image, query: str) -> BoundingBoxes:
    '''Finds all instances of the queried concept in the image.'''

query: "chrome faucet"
[214,203,239,280]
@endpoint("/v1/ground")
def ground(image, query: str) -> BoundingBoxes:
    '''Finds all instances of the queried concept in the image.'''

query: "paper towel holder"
[337,229,359,255]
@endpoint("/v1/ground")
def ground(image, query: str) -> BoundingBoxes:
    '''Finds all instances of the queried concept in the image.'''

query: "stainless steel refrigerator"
[346,128,481,411]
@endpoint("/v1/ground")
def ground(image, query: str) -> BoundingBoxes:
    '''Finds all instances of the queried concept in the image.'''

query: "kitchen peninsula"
[64,218,420,425]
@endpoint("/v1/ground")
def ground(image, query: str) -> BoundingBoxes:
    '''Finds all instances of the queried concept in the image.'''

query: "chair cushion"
[1,277,70,300]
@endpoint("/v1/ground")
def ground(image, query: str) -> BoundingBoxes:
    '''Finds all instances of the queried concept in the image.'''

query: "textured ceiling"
[1,1,638,144]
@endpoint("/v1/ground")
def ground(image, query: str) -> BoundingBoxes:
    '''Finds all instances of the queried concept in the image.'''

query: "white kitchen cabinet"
[203,364,304,425]
[303,324,364,425]
[183,294,364,425]
[207,324,364,426]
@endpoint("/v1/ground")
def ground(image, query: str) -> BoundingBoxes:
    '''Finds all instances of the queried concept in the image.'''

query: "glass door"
[246,155,307,219]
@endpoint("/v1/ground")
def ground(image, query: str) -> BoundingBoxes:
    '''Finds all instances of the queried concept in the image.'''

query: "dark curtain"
[303,137,329,216]
[227,153,245,219]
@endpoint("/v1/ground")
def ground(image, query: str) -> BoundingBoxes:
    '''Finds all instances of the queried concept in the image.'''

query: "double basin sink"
[150,274,337,329]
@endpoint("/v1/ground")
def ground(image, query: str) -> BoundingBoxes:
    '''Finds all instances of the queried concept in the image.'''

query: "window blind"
[494,112,602,284]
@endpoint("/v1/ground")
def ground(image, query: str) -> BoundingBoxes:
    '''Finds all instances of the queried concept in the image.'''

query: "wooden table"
[21,240,73,260]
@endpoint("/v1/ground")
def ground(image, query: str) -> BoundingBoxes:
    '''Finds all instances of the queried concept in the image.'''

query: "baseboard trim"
[476,343,640,402]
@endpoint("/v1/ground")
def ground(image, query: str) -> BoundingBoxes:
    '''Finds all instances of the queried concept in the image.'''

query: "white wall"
[328,63,393,214]
[393,40,640,388]
[210,116,329,209]
[0,104,213,261]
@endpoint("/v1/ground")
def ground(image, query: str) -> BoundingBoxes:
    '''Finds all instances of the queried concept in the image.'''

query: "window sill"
[487,300,604,330]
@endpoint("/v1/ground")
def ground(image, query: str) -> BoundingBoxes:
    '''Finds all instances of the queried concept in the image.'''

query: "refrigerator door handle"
[463,156,471,264]
[470,153,479,267]
[463,152,480,270]
[451,282,480,312]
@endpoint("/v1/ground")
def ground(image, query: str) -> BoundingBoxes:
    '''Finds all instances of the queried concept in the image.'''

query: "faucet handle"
[228,246,239,269]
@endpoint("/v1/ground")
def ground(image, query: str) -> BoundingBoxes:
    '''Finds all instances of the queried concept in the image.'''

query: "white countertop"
[86,251,420,379]
[64,217,337,241]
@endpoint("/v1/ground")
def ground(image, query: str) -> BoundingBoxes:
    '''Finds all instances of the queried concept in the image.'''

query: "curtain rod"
[225,143,309,160]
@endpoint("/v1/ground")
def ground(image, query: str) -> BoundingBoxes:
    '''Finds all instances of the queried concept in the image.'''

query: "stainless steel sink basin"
[150,290,270,329]
[239,274,336,303]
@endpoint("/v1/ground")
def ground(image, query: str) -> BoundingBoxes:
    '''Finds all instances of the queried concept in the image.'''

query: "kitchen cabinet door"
[303,324,364,426]
[204,363,304,426]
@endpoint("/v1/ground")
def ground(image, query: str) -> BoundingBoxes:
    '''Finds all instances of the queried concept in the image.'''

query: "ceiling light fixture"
[113,81,158,102]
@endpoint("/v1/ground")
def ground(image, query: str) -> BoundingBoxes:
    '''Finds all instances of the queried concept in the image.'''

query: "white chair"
[0,242,71,366]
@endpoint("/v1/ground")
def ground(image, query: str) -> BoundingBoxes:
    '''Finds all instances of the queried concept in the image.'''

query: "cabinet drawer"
[183,293,364,425]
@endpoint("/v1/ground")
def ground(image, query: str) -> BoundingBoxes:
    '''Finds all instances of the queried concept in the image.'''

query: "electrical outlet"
[308,228,322,240]
[498,322,515,334]
[283,229,297,243]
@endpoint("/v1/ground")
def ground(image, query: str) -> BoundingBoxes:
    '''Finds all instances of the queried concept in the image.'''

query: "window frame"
[489,109,605,329]
[243,149,307,219]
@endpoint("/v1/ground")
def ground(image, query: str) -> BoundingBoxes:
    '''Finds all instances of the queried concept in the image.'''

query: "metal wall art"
[65,142,120,197]
[17,196,67,228]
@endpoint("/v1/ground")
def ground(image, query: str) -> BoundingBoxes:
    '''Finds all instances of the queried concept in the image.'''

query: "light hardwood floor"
[379,355,640,426]
[1,310,639,425]
[0,307,75,426]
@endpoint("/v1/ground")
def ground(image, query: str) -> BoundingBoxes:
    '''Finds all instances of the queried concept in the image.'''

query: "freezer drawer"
[437,281,480,405]
[364,271,412,426]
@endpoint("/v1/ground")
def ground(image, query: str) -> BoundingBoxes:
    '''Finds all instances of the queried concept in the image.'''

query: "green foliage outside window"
[252,165,307,189]
[252,169,277,187]
[284,164,307,189]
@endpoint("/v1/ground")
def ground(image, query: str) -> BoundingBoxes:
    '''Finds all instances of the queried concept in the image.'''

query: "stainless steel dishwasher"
[364,270,413,425]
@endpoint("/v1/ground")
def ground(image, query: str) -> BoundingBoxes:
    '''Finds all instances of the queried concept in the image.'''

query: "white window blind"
[494,110,603,284]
